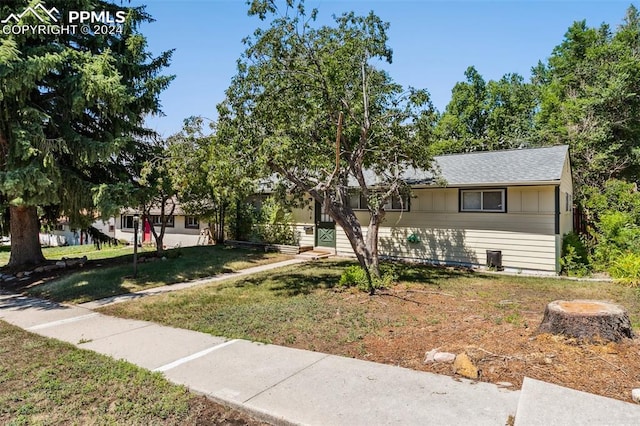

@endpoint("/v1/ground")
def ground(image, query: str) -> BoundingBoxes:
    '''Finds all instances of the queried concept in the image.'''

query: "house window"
[349,191,409,212]
[460,189,505,212]
[565,193,573,212]
[121,215,134,229]
[150,215,174,227]
[185,216,199,229]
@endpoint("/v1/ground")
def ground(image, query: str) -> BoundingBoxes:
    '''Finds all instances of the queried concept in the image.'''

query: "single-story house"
[289,145,573,274]
[40,219,93,247]
[94,204,208,248]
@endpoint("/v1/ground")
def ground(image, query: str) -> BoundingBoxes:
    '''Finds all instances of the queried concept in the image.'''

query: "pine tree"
[0,0,173,267]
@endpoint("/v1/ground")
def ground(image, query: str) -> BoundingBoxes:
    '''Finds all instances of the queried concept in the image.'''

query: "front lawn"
[25,245,292,303]
[98,260,640,403]
[0,244,150,267]
[0,321,264,424]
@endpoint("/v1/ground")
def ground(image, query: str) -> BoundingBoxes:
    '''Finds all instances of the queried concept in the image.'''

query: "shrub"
[338,265,368,289]
[582,179,640,272]
[338,265,397,292]
[592,211,640,268]
[608,252,640,286]
[251,197,299,245]
[560,232,590,277]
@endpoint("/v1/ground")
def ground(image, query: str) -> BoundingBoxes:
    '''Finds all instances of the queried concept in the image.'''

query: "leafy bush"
[250,197,299,245]
[592,211,640,268]
[608,252,640,286]
[581,179,640,274]
[338,265,368,289]
[560,232,590,277]
[233,201,262,241]
[338,265,396,292]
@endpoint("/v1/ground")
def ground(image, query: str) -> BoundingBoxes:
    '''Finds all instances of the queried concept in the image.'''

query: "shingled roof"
[433,145,569,186]
[358,145,569,187]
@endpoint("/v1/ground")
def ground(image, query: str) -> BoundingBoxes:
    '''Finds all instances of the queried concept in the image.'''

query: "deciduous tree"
[166,117,257,244]
[433,67,537,154]
[220,0,436,292]
[534,6,640,198]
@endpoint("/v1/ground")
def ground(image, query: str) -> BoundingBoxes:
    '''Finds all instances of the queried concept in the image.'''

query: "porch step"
[295,250,334,260]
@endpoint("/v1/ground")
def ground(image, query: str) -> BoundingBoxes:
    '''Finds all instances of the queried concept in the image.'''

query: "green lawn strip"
[98,260,640,348]
[26,246,292,304]
[0,321,214,424]
[0,244,149,267]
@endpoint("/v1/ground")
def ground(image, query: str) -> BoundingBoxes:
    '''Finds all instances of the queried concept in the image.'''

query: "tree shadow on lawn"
[228,260,480,298]
[26,265,137,303]
[232,271,341,297]
[382,261,476,287]
[21,245,288,303]
[230,260,355,297]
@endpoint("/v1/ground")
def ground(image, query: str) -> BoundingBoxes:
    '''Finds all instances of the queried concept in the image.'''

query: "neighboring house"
[96,205,208,248]
[288,145,573,274]
[39,221,72,247]
[40,220,95,247]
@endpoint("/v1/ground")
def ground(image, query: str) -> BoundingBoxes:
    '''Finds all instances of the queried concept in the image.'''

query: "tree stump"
[538,300,634,342]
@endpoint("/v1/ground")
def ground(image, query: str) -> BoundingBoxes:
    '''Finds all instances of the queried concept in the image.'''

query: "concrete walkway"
[2,259,640,425]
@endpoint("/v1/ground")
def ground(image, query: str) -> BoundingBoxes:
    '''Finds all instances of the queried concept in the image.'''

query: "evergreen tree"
[0,0,173,267]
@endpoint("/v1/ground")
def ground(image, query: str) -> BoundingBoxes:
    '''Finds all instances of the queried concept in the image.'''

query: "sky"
[123,0,632,137]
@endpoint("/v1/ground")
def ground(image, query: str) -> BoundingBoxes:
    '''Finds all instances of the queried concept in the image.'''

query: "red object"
[143,219,151,242]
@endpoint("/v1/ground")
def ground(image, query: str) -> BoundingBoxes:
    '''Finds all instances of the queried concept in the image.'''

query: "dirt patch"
[289,288,640,403]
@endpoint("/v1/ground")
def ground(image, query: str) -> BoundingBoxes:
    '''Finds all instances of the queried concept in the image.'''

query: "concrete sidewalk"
[2,278,640,424]
[0,291,518,425]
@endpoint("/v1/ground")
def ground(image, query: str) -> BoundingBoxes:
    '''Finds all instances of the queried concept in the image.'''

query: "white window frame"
[185,216,199,229]
[349,191,409,212]
[150,214,174,228]
[460,189,506,213]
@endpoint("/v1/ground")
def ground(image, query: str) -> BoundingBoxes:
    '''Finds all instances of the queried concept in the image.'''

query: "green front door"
[315,202,336,248]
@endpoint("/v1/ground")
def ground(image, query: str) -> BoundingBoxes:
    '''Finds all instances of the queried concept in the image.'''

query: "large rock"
[538,300,633,342]
[453,353,479,380]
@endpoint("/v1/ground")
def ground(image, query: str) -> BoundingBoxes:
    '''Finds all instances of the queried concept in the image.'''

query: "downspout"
[555,185,561,273]
[554,186,560,235]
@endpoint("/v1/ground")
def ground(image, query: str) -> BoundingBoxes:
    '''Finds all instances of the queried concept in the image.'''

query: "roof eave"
[410,180,562,189]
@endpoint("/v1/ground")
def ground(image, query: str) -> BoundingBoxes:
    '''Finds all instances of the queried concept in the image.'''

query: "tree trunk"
[215,202,225,243]
[7,205,45,268]
[330,202,381,295]
[365,213,382,278]
[538,300,634,342]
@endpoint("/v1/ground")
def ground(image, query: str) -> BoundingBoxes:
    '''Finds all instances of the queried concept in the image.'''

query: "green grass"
[102,260,384,351]
[98,260,640,351]
[0,244,154,267]
[0,321,244,424]
[26,245,291,304]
